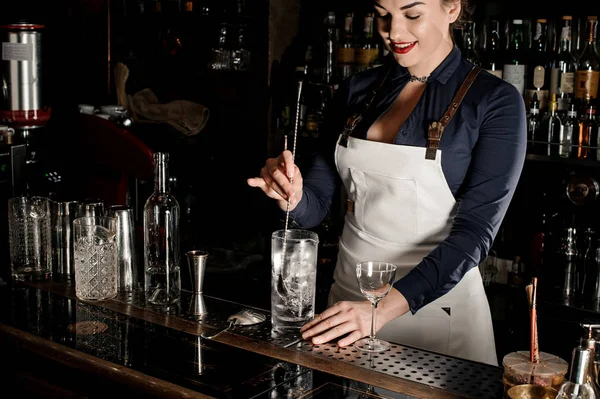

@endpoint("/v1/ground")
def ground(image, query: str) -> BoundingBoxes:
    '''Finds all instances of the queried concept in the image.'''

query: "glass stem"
[370,302,377,341]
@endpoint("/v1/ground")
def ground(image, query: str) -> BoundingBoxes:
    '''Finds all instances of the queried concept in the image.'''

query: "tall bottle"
[563,102,579,158]
[322,11,338,86]
[560,227,578,300]
[355,13,380,72]
[462,21,480,66]
[580,228,597,301]
[526,19,551,110]
[527,92,542,154]
[337,12,356,82]
[574,17,600,104]
[503,19,527,96]
[541,93,563,156]
[482,20,503,78]
[551,16,577,112]
[556,346,596,399]
[144,152,181,306]
[577,102,599,160]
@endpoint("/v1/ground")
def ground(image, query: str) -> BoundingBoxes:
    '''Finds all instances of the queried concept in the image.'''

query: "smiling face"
[374,0,461,77]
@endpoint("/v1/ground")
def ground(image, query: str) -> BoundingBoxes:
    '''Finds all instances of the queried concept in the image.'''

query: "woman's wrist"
[379,288,410,325]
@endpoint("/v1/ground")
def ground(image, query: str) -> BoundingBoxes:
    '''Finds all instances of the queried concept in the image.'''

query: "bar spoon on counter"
[201,308,266,339]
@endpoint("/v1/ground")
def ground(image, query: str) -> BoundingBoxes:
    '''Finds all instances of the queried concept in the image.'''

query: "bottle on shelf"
[541,92,563,156]
[580,228,597,303]
[527,92,542,154]
[337,12,356,82]
[355,13,381,72]
[482,19,503,78]
[209,22,231,70]
[144,152,181,306]
[322,11,339,86]
[560,227,578,300]
[462,20,480,66]
[577,102,598,160]
[574,16,600,104]
[551,15,577,113]
[556,346,596,399]
[503,19,527,96]
[526,19,551,110]
[563,102,579,158]
[230,23,251,71]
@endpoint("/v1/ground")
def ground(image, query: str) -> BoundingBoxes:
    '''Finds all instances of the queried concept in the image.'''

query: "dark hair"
[442,0,474,29]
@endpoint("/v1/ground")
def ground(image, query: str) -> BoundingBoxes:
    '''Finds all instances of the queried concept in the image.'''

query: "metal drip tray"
[177,292,302,347]
[293,340,504,399]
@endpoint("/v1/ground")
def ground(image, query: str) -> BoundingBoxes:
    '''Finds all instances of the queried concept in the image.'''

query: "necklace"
[408,75,430,83]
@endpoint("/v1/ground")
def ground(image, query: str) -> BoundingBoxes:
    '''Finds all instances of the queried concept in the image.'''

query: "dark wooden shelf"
[526,153,600,168]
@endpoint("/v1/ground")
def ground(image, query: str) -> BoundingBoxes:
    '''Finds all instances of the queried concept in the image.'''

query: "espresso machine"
[0,20,50,285]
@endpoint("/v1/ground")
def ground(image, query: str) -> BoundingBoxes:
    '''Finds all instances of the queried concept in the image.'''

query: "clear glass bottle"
[543,93,563,157]
[563,102,578,158]
[556,346,596,399]
[144,152,181,306]
[561,228,579,300]
[527,92,542,154]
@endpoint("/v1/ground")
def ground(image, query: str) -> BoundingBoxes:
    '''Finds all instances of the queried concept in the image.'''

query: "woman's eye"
[406,15,421,20]
[375,13,390,20]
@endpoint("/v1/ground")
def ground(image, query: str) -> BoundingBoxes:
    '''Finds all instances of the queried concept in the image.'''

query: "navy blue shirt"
[289,46,527,313]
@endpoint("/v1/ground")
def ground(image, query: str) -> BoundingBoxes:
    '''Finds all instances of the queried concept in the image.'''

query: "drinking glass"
[354,261,397,353]
[73,216,118,301]
[8,196,52,281]
[271,229,319,331]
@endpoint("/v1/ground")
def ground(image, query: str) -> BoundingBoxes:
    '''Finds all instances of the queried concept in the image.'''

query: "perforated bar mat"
[293,340,504,399]
[117,291,504,397]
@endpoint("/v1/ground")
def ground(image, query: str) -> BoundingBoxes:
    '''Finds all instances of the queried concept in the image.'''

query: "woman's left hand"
[300,288,410,347]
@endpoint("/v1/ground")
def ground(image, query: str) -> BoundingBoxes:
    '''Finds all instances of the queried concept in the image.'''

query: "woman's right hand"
[247,150,303,211]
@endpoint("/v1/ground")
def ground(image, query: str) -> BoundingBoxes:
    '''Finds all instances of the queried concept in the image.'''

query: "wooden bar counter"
[0,272,504,399]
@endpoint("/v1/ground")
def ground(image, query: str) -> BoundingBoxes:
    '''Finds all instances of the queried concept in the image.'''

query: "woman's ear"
[446,0,461,24]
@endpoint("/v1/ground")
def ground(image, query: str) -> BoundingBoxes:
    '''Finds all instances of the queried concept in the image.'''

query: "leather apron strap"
[425,66,482,160]
[338,64,393,148]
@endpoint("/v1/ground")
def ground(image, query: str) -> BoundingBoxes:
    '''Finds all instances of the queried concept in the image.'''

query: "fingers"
[279,150,295,179]
[300,302,345,333]
[248,152,302,207]
[246,176,286,201]
[268,162,295,198]
[337,330,364,348]
[300,302,361,345]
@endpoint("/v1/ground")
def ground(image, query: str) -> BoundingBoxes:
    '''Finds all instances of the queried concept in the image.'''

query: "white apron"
[329,135,498,366]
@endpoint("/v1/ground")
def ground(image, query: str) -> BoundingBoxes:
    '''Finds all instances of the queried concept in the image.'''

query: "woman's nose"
[387,19,408,41]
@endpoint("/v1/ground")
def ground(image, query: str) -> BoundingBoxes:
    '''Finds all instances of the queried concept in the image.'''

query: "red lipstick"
[390,41,417,54]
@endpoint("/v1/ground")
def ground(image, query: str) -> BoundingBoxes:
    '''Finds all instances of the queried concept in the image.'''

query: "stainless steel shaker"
[107,205,140,296]
[51,201,80,280]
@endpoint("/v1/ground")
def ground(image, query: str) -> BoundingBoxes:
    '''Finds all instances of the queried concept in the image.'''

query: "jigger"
[189,294,207,316]
[187,250,208,293]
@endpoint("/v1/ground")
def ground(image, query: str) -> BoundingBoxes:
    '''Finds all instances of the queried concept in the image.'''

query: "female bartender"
[248,0,526,366]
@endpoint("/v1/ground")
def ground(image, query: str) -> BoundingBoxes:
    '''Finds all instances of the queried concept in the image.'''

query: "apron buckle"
[425,122,444,160]
[346,199,355,214]
[339,114,363,148]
